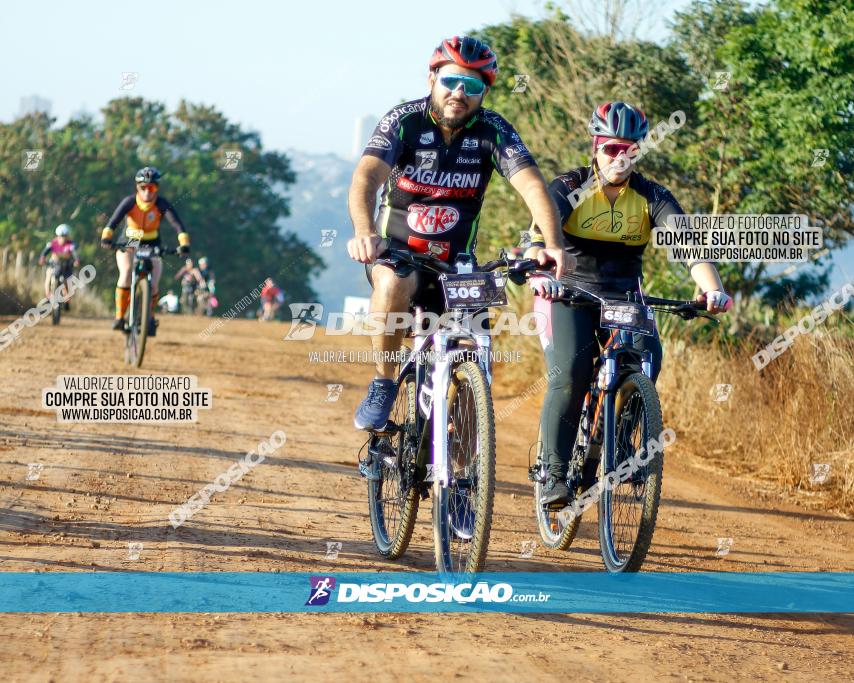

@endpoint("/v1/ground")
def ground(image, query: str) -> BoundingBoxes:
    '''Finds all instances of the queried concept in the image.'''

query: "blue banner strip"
[1,572,851,613]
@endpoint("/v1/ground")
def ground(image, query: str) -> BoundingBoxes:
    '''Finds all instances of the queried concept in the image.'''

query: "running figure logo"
[712,71,731,91]
[320,230,337,248]
[715,537,733,557]
[811,149,829,168]
[119,72,139,90]
[519,540,536,559]
[305,576,336,606]
[809,463,831,485]
[222,150,243,170]
[284,303,324,340]
[710,384,733,402]
[23,150,44,171]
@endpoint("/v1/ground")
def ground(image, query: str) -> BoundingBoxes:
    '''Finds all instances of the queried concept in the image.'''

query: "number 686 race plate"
[441,272,508,309]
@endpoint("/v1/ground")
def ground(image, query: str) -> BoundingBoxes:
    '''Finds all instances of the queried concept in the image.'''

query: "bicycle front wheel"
[126,278,150,368]
[433,360,495,575]
[598,372,664,572]
[50,274,61,325]
[367,374,420,559]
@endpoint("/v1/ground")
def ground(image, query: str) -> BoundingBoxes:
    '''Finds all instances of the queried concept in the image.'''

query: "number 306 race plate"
[600,301,656,336]
[441,272,508,309]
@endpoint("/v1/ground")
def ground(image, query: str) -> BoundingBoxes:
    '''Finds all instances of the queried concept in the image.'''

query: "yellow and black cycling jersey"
[530,166,685,287]
[105,194,188,243]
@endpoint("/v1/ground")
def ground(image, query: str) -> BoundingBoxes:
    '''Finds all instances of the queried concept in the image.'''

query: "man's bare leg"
[368,264,417,378]
[353,264,417,431]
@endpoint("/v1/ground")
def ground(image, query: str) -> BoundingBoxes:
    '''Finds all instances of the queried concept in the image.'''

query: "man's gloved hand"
[697,289,733,313]
[528,274,564,301]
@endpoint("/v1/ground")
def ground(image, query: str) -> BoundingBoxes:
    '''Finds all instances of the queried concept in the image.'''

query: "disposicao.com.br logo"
[304,576,550,606]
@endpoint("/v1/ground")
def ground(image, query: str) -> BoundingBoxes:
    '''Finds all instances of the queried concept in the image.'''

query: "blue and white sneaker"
[354,379,398,431]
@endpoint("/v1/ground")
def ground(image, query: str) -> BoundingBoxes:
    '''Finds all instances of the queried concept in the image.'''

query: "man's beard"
[429,93,477,129]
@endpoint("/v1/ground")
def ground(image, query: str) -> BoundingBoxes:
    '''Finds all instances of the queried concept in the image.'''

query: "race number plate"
[600,301,656,336]
[441,272,508,309]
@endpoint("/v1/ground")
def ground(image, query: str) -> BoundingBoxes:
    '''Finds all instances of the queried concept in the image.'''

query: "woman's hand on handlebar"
[696,289,733,313]
[347,234,382,264]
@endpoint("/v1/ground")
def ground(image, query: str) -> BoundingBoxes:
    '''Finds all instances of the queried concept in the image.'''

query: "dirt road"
[0,315,851,682]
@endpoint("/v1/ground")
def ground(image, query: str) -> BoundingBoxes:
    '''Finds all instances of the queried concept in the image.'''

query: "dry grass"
[492,287,854,515]
[0,263,108,318]
[658,331,854,515]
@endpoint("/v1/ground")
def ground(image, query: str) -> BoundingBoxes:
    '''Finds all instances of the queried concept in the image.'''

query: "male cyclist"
[347,35,569,431]
[526,101,732,505]
[38,224,80,303]
[196,256,217,315]
[174,258,205,313]
[260,277,284,320]
[197,257,216,294]
[100,167,191,334]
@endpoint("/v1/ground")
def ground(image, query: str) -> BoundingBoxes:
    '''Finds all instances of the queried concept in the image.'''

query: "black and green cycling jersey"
[362,95,536,261]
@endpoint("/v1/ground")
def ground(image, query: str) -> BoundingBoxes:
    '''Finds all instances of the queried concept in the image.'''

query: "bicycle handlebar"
[508,259,717,322]
[113,242,179,256]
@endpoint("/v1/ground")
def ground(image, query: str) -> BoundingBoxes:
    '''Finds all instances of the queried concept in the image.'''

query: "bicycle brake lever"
[678,307,719,324]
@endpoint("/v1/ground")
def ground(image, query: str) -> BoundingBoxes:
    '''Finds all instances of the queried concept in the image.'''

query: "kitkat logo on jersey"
[407,236,450,260]
[406,204,460,235]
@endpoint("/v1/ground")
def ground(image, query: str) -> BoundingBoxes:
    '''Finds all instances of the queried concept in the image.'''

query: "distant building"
[18,96,52,118]
[351,115,376,159]
[71,105,93,120]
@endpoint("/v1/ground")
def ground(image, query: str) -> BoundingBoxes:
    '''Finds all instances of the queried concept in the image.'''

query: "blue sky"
[3,0,688,157]
[4,0,851,287]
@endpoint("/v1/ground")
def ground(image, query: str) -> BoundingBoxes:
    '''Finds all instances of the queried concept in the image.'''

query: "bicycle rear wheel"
[126,278,150,368]
[598,372,664,572]
[433,360,495,575]
[367,374,420,559]
[534,428,582,551]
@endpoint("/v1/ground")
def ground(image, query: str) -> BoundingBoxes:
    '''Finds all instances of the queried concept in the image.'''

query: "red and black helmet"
[429,35,498,86]
[588,101,649,141]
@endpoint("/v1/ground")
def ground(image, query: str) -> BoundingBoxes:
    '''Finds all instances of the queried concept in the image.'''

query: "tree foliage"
[0,98,322,308]
[469,0,852,310]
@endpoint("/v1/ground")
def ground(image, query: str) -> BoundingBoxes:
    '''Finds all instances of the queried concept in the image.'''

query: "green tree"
[0,98,322,309]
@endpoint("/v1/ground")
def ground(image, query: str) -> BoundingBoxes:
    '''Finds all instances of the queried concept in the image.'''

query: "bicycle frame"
[597,329,654,479]
[396,303,493,489]
[127,250,156,333]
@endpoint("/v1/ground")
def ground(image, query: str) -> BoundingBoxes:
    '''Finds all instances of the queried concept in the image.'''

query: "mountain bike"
[360,246,527,575]
[180,280,198,315]
[114,242,177,368]
[518,271,718,572]
[47,260,72,325]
